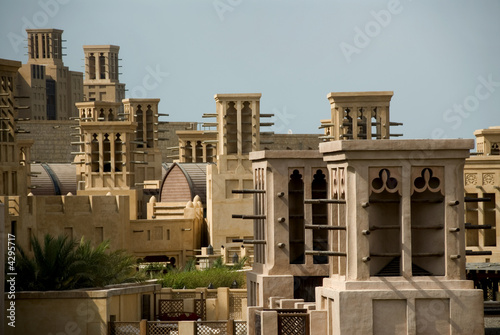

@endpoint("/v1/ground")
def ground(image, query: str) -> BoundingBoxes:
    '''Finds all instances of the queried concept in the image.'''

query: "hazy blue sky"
[1,0,499,140]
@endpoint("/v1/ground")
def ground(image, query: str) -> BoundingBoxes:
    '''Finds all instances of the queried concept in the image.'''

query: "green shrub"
[159,257,247,289]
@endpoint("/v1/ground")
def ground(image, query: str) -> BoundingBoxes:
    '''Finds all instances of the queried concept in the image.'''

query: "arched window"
[88,53,96,79]
[289,169,305,264]
[115,133,122,172]
[491,143,499,155]
[99,53,106,79]
[103,134,111,172]
[91,134,99,172]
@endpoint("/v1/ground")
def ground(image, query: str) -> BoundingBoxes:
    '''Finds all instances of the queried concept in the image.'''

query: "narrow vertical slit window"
[115,134,122,172]
[99,53,106,79]
[411,167,445,276]
[312,169,328,264]
[103,134,111,172]
[484,193,496,247]
[89,53,96,80]
[226,101,237,154]
[91,134,99,172]
[289,169,305,264]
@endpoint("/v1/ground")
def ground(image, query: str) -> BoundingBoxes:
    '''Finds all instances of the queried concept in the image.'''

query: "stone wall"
[17,120,199,163]
[265,134,321,151]
[17,121,322,163]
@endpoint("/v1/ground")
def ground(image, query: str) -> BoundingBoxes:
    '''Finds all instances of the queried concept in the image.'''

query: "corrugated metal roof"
[160,165,191,203]
[46,164,77,195]
[30,164,56,195]
[160,163,210,204]
[29,163,77,195]
[28,162,189,199]
[162,163,172,180]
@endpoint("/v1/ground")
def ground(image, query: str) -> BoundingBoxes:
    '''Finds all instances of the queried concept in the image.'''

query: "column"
[365,107,372,140]
[202,143,207,162]
[352,105,359,140]
[236,100,242,155]
[252,100,259,151]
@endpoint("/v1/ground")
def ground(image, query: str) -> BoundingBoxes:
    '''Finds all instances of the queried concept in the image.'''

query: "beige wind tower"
[16,29,83,120]
[123,98,163,183]
[205,93,274,249]
[175,130,217,163]
[314,139,483,334]
[26,29,64,67]
[320,91,402,140]
[83,45,125,103]
[0,59,32,198]
[464,126,500,262]
[74,99,163,219]
[246,150,330,309]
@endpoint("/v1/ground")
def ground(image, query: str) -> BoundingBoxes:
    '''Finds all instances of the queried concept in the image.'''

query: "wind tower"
[320,91,402,140]
[83,45,125,103]
[204,93,274,249]
[0,59,32,197]
[17,29,83,120]
[74,98,164,219]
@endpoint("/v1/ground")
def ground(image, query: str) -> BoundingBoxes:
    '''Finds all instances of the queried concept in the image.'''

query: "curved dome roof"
[30,163,77,195]
[29,163,172,196]
[160,163,210,204]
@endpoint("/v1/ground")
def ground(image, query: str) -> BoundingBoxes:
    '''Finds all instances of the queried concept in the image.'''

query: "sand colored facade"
[206,93,274,250]
[5,284,250,335]
[247,138,484,335]
[176,130,217,163]
[247,150,330,306]
[16,29,83,120]
[320,91,402,141]
[5,191,201,266]
[315,139,483,335]
[74,98,163,220]
[4,282,160,335]
[2,58,203,266]
[464,126,500,262]
[2,39,494,333]
[83,45,126,103]
[245,92,484,335]
[0,59,32,198]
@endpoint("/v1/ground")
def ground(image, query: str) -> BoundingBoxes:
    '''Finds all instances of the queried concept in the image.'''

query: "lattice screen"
[278,314,309,335]
[229,292,246,320]
[158,299,184,315]
[234,321,248,335]
[194,299,206,320]
[109,322,140,335]
[147,321,179,335]
[196,321,227,335]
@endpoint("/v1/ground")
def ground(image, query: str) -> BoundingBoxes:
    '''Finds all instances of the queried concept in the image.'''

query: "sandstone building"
[464,126,500,262]
[246,92,484,335]
[82,45,126,103]
[16,29,83,121]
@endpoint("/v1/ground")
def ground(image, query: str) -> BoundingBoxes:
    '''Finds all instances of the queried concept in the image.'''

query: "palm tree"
[14,234,142,291]
[75,239,139,287]
[16,234,85,291]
